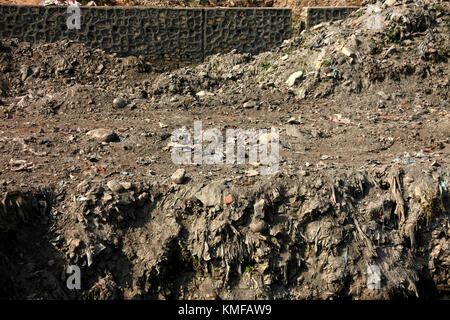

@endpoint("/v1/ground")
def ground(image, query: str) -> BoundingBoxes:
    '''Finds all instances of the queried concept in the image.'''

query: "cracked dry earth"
[0,1,449,299]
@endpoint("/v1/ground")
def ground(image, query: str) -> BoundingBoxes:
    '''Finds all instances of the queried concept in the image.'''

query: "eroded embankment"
[1,165,448,299]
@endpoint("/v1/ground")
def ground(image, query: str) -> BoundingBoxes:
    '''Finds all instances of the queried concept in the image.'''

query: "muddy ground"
[0,0,449,299]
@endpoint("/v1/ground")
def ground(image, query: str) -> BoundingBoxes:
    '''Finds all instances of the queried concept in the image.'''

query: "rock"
[68,238,81,253]
[120,181,133,190]
[195,181,224,207]
[224,194,233,205]
[20,66,29,82]
[196,91,206,97]
[107,180,124,193]
[286,71,303,86]
[377,91,390,100]
[287,117,300,124]
[113,97,127,108]
[86,128,119,142]
[286,125,304,139]
[95,64,104,74]
[295,87,307,99]
[383,45,397,58]
[350,35,360,47]
[102,193,113,203]
[171,168,186,184]
[254,199,265,218]
[341,47,354,57]
[383,0,398,7]
[243,100,258,109]
[250,219,267,233]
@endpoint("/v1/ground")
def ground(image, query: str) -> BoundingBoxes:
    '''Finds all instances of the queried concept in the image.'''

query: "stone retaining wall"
[0,5,291,61]
[303,6,360,29]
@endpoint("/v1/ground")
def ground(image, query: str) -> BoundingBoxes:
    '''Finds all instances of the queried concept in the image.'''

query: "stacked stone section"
[204,8,291,56]
[303,6,360,29]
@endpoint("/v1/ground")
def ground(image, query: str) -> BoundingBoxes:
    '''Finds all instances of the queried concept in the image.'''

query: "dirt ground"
[0,1,449,299]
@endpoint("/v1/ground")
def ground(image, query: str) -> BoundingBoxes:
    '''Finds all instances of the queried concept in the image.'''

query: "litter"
[393,153,415,165]
[440,180,448,192]
[332,114,351,125]
[331,68,339,79]
[431,245,441,258]
[50,235,64,246]
[120,171,134,176]
[342,247,349,267]
[86,243,106,267]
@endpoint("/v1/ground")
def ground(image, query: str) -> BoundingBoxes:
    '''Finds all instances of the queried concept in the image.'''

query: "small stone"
[286,125,303,138]
[95,64,104,74]
[377,91,390,100]
[224,195,233,205]
[295,87,307,99]
[383,0,397,7]
[69,239,81,253]
[384,45,397,57]
[299,170,308,176]
[350,35,360,47]
[171,168,186,184]
[20,66,29,82]
[113,97,126,108]
[120,181,133,190]
[250,220,267,233]
[254,199,265,218]
[431,161,440,167]
[102,193,113,202]
[287,117,300,124]
[341,47,354,57]
[86,128,119,142]
[107,180,124,193]
[286,71,303,86]
[243,100,258,109]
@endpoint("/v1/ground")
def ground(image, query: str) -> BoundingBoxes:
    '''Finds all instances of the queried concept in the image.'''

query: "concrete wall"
[204,8,291,56]
[303,6,360,29]
[0,5,291,62]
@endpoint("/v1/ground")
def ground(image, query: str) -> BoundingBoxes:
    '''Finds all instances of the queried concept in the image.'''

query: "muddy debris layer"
[0,1,449,299]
